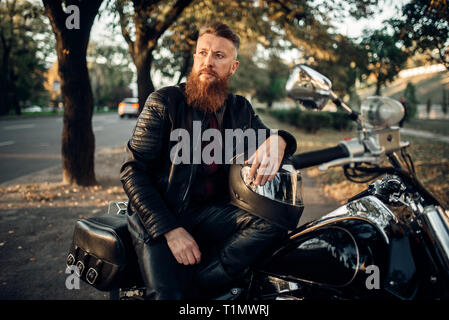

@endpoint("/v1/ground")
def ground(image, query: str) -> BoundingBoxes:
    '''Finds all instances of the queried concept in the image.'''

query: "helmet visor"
[240,164,303,207]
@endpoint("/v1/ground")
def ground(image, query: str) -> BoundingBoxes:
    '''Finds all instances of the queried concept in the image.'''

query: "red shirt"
[189,114,227,206]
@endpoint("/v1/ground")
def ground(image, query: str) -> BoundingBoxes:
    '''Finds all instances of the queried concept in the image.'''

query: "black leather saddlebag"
[66,215,143,291]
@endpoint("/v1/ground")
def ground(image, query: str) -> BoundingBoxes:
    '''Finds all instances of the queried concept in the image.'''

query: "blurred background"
[0,0,447,119]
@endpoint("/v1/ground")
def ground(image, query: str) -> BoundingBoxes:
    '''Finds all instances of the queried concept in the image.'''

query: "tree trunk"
[118,0,192,113]
[135,51,154,114]
[0,39,11,116]
[43,0,102,186]
[9,67,20,115]
[59,48,97,186]
[375,79,382,96]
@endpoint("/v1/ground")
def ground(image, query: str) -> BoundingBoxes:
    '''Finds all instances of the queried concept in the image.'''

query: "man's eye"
[200,51,207,56]
[216,53,224,59]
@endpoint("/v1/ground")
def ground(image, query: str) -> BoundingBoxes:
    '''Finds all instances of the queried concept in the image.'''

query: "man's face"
[192,33,239,83]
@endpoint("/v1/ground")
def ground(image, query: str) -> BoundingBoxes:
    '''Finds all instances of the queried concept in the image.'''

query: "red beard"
[185,68,230,113]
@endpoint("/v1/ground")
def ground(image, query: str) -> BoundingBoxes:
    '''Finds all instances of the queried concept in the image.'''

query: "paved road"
[401,128,449,144]
[0,113,137,184]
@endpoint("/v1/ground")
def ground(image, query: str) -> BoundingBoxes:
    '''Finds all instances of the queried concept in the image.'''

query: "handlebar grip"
[290,145,350,170]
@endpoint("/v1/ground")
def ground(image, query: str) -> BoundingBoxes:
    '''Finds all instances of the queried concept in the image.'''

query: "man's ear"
[230,60,239,76]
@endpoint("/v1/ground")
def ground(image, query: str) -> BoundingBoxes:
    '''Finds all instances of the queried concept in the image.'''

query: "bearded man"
[120,22,297,300]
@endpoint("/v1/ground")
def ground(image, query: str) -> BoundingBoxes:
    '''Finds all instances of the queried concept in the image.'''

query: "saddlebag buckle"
[86,267,99,285]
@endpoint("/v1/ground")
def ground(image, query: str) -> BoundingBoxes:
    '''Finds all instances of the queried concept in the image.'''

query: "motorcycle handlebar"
[290,144,350,170]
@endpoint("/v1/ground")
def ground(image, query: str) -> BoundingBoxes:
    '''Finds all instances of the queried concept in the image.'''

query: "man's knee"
[218,212,287,276]
[238,210,287,240]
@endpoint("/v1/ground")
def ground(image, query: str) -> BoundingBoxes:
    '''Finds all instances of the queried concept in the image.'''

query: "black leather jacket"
[120,84,297,241]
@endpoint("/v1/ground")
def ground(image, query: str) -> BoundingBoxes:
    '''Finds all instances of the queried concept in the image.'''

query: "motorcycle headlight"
[360,96,405,129]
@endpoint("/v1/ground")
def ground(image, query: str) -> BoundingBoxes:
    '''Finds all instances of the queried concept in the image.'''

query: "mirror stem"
[330,92,365,137]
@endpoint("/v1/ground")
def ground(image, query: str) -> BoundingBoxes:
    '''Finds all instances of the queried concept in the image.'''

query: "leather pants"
[127,201,287,300]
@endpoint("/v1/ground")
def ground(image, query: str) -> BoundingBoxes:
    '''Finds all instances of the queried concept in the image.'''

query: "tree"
[311,35,369,100]
[115,0,381,111]
[0,0,51,116]
[87,41,134,108]
[360,28,408,95]
[43,0,103,186]
[404,82,418,120]
[114,0,192,112]
[391,0,449,70]
[254,53,291,108]
[443,90,448,115]
[228,46,262,97]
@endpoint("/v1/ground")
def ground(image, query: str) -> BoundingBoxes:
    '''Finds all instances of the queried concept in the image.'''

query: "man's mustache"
[199,68,218,78]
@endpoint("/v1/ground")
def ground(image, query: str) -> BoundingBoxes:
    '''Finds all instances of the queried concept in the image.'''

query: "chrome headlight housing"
[360,96,405,129]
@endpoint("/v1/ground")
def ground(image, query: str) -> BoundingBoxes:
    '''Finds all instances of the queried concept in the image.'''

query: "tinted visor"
[240,164,303,207]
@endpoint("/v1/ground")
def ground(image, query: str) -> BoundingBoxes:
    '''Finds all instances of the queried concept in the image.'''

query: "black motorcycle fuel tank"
[258,196,394,289]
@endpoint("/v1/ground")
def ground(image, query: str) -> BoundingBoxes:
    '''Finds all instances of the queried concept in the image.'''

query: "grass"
[259,112,449,209]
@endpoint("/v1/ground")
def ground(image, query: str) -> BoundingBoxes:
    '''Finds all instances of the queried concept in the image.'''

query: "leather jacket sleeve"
[120,93,181,240]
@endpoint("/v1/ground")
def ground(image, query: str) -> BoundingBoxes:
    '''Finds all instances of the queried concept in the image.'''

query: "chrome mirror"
[285,65,333,110]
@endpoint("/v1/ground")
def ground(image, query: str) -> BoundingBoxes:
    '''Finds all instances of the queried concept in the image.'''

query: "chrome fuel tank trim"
[292,196,396,244]
[421,205,449,272]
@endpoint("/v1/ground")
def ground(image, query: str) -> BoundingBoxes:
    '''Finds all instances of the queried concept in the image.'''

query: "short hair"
[198,22,240,51]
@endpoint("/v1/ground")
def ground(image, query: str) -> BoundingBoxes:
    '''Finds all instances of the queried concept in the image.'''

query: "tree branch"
[266,0,308,21]
[146,0,192,51]
[41,0,66,34]
[116,0,135,56]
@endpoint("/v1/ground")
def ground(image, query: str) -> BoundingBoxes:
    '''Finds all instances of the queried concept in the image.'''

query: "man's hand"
[244,134,287,186]
[164,227,201,265]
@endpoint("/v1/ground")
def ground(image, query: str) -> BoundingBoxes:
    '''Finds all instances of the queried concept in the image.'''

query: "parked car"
[23,105,42,113]
[118,98,139,118]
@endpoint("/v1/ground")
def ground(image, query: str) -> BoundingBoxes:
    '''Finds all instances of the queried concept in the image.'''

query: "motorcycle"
[66,65,449,300]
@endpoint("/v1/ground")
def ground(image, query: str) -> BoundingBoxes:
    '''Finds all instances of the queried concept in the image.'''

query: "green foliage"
[390,0,449,70]
[330,111,354,131]
[311,35,368,99]
[229,52,291,107]
[267,108,353,133]
[0,0,52,115]
[360,28,409,95]
[404,82,418,120]
[229,52,261,96]
[149,0,382,89]
[254,54,291,107]
[87,42,134,108]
